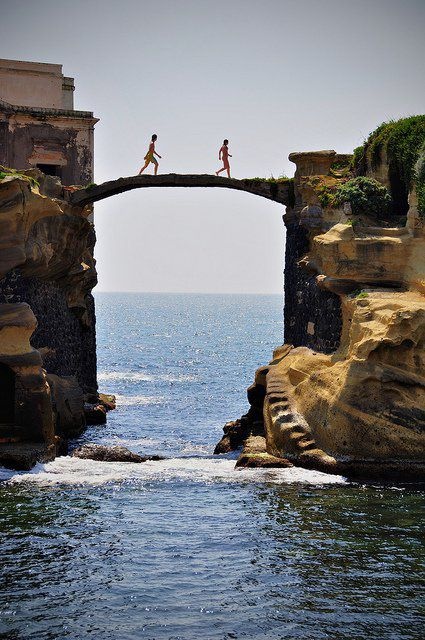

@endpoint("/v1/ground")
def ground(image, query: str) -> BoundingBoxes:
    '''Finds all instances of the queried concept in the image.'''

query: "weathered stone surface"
[71,444,165,463]
[0,275,98,394]
[0,174,98,395]
[0,442,56,470]
[0,173,102,469]
[0,302,55,445]
[84,402,107,425]
[214,419,246,454]
[283,217,342,353]
[47,374,86,438]
[98,393,116,411]
[313,223,424,293]
[229,143,425,480]
[69,174,292,208]
[235,435,293,469]
[214,365,268,454]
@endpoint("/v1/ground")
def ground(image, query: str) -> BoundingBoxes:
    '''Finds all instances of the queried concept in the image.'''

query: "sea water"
[0,293,423,639]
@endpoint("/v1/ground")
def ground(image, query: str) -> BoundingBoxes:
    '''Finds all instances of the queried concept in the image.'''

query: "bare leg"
[226,167,231,178]
[139,161,149,174]
[154,161,159,176]
[216,167,226,175]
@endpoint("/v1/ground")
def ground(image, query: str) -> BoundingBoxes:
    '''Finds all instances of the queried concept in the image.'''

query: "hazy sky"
[1,0,424,293]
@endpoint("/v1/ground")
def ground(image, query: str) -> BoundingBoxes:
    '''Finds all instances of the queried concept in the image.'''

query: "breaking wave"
[0,455,347,487]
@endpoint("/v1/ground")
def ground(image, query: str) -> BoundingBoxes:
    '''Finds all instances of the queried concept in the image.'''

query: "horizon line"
[94,290,283,296]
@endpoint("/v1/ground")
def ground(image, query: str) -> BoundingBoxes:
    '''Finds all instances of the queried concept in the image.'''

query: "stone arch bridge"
[69,174,293,208]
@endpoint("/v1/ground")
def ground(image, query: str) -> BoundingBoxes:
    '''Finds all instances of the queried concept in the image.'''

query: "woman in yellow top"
[138,134,162,175]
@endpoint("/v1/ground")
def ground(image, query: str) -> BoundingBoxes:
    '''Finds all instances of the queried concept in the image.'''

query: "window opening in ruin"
[0,363,15,424]
[36,164,61,178]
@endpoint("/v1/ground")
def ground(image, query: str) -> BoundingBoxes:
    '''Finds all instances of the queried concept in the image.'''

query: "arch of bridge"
[69,174,291,208]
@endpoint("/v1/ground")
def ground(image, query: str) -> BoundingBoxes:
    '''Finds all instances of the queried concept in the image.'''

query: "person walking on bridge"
[215,139,232,178]
[139,134,162,175]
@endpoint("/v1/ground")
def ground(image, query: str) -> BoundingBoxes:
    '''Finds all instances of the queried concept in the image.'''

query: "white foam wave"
[1,456,347,487]
[113,394,166,406]
[98,371,198,383]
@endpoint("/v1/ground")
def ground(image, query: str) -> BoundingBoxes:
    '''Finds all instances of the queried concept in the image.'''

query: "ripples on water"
[0,294,423,640]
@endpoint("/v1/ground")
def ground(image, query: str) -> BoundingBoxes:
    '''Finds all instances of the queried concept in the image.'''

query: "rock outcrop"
[72,444,165,463]
[217,117,425,481]
[0,169,102,468]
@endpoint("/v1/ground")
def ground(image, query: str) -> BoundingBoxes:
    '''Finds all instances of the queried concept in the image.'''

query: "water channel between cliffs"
[0,293,423,640]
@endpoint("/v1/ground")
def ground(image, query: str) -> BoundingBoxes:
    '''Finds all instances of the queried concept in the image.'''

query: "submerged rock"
[235,436,293,469]
[71,444,165,463]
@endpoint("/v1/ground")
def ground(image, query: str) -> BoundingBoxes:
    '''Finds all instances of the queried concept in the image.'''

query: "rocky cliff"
[0,169,101,468]
[217,117,425,480]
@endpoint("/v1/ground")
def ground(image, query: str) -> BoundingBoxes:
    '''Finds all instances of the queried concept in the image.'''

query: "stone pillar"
[283,151,342,353]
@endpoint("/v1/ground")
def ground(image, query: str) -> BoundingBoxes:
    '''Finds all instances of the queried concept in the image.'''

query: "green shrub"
[333,176,392,217]
[245,175,291,183]
[317,184,336,208]
[415,141,425,217]
[353,116,425,215]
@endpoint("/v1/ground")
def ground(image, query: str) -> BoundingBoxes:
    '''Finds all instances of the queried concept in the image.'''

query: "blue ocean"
[0,293,423,639]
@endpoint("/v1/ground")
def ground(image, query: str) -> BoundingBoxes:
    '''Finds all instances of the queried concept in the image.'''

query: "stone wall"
[0,172,99,468]
[0,114,96,186]
[0,273,97,395]
[283,216,342,353]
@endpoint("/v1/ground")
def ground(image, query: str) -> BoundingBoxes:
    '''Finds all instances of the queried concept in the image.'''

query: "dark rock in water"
[98,393,116,411]
[236,453,293,469]
[71,444,165,463]
[214,419,247,454]
[0,442,56,471]
[84,403,107,425]
[214,367,268,454]
[47,374,86,437]
[235,435,293,469]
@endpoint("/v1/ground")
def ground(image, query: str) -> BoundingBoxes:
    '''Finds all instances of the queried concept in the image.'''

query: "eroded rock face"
[235,436,293,469]
[264,291,424,479]
[225,144,425,480]
[72,444,165,463]
[0,302,56,468]
[0,171,101,469]
[0,173,97,393]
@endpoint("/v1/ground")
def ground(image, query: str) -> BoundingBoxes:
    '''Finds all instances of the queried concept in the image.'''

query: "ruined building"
[0,58,98,184]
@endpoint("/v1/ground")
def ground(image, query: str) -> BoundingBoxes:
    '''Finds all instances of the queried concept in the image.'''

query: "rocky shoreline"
[0,116,424,479]
[215,118,425,481]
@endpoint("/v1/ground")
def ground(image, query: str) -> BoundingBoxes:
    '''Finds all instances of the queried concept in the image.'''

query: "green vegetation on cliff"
[333,176,392,217]
[416,142,425,216]
[244,176,295,208]
[354,115,425,215]
[0,166,40,189]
